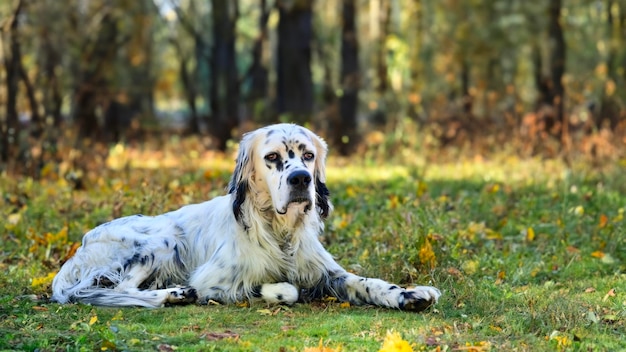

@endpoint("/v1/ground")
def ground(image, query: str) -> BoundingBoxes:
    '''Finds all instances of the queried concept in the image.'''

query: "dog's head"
[228,124,331,226]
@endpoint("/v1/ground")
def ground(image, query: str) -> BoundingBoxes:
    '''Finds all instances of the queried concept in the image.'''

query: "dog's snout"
[287,170,312,189]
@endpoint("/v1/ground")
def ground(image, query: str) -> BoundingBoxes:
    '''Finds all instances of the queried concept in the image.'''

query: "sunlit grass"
[1,134,625,351]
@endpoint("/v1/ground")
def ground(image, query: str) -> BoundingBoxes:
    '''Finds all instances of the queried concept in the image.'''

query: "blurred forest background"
[1,0,625,177]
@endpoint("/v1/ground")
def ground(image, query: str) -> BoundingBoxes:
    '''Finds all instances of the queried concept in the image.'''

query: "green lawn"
[1,148,625,351]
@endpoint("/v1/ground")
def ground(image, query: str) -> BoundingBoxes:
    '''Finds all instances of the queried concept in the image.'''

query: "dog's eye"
[303,152,315,161]
[265,152,279,161]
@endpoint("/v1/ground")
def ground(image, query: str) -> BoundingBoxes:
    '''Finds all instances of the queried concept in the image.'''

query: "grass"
[1,137,625,351]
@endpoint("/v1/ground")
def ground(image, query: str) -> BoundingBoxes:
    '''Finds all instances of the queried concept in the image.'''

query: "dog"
[51,124,441,311]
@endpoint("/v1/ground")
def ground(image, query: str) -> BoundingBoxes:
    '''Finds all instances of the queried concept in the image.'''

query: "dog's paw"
[399,286,441,312]
[165,286,198,305]
[259,282,299,305]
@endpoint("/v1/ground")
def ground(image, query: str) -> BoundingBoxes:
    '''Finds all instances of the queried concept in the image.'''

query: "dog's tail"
[51,256,168,308]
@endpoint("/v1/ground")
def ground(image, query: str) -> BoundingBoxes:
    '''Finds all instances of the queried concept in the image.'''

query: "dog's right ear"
[228,130,257,226]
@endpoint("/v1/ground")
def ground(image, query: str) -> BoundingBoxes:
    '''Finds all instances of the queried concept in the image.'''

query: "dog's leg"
[113,264,197,306]
[327,271,441,312]
[251,283,299,305]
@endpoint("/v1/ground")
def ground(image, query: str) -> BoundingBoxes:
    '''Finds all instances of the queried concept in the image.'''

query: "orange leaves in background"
[28,226,71,258]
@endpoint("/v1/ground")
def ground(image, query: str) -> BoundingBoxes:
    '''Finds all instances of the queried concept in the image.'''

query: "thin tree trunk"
[209,0,239,150]
[461,59,472,115]
[548,0,566,140]
[1,0,24,164]
[337,0,360,155]
[408,0,423,121]
[371,0,391,126]
[244,0,271,124]
[276,0,313,123]
[74,11,118,142]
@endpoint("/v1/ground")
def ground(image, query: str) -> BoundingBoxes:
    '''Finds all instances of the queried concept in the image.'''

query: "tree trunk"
[209,0,240,150]
[337,0,360,155]
[371,0,391,126]
[599,0,621,130]
[276,0,313,123]
[547,0,566,139]
[461,59,472,115]
[74,10,119,142]
[1,0,23,164]
[408,0,423,121]
[244,0,271,124]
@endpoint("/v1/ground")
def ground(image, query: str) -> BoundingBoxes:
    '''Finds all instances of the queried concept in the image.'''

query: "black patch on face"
[315,178,331,219]
[298,143,306,152]
[288,150,295,159]
[266,153,284,172]
[232,180,248,225]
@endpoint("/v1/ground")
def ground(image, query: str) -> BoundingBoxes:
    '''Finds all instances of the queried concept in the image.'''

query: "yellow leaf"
[462,260,479,275]
[89,315,98,326]
[526,227,535,242]
[339,302,351,308]
[379,331,413,352]
[598,214,608,228]
[418,239,436,269]
[416,181,427,197]
[31,272,56,288]
[591,251,605,259]
[8,213,21,226]
[573,206,584,216]
[256,309,273,316]
[304,339,342,352]
[129,338,141,345]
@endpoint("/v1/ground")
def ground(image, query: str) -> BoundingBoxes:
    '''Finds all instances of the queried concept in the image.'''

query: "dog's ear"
[307,129,332,219]
[228,130,257,225]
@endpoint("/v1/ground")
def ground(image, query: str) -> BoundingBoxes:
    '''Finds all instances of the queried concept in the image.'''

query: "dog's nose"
[287,170,312,189]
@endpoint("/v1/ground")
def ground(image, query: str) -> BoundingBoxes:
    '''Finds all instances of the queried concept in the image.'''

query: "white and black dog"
[51,124,441,311]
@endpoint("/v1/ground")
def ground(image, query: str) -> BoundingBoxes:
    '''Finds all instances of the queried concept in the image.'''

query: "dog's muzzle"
[277,170,312,213]
[287,170,312,191]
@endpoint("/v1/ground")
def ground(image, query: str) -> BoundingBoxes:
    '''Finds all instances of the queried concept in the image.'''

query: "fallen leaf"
[379,330,413,352]
[89,315,98,326]
[201,330,240,341]
[598,214,608,228]
[584,287,596,293]
[526,227,535,242]
[591,251,605,259]
[585,311,599,324]
[603,288,616,301]
[101,340,117,351]
[304,339,342,352]
[446,267,463,278]
[157,344,177,352]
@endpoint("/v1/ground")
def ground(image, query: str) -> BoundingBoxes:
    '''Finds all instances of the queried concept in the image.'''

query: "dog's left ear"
[307,129,332,219]
[228,130,257,225]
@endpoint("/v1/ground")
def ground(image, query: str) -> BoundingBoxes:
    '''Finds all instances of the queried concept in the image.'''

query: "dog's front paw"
[165,286,198,305]
[399,286,441,312]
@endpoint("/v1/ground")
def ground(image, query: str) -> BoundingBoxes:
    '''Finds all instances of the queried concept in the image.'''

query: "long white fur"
[51,123,441,310]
